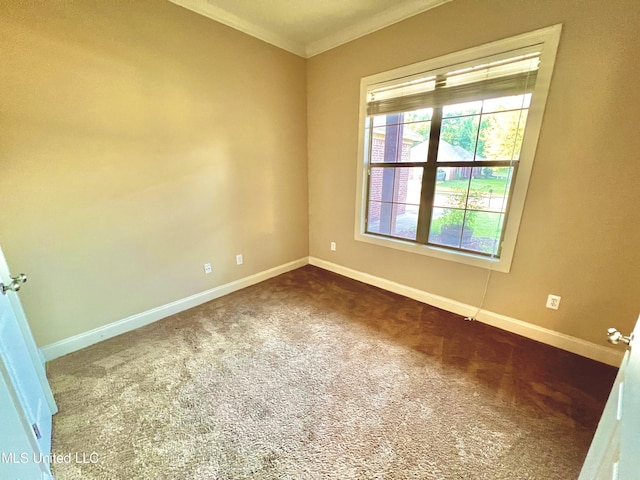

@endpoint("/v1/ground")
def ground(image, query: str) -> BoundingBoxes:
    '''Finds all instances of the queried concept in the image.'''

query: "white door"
[579,315,640,479]
[0,245,57,479]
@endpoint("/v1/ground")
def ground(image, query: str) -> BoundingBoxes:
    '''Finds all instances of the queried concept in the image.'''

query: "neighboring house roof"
[410,140,478,162]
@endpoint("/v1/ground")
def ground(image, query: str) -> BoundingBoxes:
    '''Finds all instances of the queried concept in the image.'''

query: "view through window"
[364,49,539,258]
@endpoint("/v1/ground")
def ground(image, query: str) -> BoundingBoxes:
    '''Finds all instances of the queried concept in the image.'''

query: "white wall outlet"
[546,294,561,310]
[203,263,212,274]
[236,254,243,265]
[330,242,336,251]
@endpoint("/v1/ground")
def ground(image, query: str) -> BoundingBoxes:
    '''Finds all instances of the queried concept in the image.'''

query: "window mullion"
[416,105,443,243]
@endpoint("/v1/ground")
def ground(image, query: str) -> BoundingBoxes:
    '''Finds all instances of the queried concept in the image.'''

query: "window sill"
[354,231,511,272]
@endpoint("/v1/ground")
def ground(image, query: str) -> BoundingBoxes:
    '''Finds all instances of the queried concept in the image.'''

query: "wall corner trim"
[41,257,309,361]
[308,257,623,367]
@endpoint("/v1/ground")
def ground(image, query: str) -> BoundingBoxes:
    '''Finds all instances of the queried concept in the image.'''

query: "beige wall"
[307,0,640,344]
[0,0,308,345]
[2,0,638,351]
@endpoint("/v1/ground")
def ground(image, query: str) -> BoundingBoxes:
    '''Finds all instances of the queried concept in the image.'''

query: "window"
[355,25,562,272]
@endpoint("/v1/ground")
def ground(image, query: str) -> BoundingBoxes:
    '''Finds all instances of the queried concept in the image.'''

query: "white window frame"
[354,25,562,273]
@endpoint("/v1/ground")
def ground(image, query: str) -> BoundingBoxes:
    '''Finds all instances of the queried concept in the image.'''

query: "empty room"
[1,0,639,478]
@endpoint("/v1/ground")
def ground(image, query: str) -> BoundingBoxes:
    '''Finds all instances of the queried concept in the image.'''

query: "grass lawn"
[437,178,509,193]
[431,213,503,238]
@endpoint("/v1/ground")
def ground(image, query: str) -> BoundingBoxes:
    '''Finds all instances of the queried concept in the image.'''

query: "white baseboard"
[309,257,623,367]
[42,255,623,367]
[41,257,309,361]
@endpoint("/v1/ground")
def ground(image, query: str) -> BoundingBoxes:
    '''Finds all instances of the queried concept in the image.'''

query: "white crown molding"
[305,0,452,57]
[168,0,307,57]
[169,0,452,58]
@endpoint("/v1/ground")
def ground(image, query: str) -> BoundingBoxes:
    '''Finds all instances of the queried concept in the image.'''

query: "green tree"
[440,115,487,156]
[404,109,432,143]
[480,110,527,160]
[404,99,526,162]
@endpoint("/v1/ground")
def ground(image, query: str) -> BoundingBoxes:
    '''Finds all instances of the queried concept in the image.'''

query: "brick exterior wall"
[368,134,413,224]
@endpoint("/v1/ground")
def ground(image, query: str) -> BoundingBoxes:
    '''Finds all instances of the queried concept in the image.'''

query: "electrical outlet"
[236,254,243,265]
[546,294,561,310]
[330,242,336,251]
[203,263,212,274]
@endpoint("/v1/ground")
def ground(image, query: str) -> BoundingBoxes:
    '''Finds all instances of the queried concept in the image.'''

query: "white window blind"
[367,45,541,116]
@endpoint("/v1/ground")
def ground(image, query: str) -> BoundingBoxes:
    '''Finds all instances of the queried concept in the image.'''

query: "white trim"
[168,0,307,57]
[41,257,309,361]
[354,24,563,273]
[169,0,451,58]
[305,0,451,58]
[42,254,623,367]
[309,257,624,367]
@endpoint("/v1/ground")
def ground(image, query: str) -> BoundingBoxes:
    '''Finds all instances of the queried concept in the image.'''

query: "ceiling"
[168,0,451,58]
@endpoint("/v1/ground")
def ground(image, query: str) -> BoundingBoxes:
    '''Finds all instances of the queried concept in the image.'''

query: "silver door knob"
[607,327,632,345]
[1,273,27,295]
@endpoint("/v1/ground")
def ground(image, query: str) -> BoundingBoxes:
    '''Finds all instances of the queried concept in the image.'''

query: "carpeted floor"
[47,265,616,479]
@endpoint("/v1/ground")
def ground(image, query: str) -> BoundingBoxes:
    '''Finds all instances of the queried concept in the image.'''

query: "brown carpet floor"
[47,265,616,479]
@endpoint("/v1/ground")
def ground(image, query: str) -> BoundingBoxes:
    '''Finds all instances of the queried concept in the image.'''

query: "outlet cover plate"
[546,294,561,310]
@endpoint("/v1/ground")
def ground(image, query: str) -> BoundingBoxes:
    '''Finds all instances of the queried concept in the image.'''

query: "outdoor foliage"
[440,189,483,229]
[405,96,528,164]
[441,113,488,157]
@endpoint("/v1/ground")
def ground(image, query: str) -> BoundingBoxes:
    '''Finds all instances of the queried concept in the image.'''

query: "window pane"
[367,202,419,241]
[443,101,482,118]
[371,122,403,164]
[429,209,504,254]
[371,114,427,163]
[372,114,403,128]
[477,110,528,161]
[367,167,422,241]
[367,201,392,234]
[460,211,504,256]
[404,167,424,205]
[392,203,419,240]
[468,167,513,213]
[438,114,480,162]
[407,128,430,163]
[429,167,511,254]
[482,94,531,114]
[433,167,470,208]
[428,206,465,249]
[405,121,430,149]
[405,108,433,122]
[429,165,472,249]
